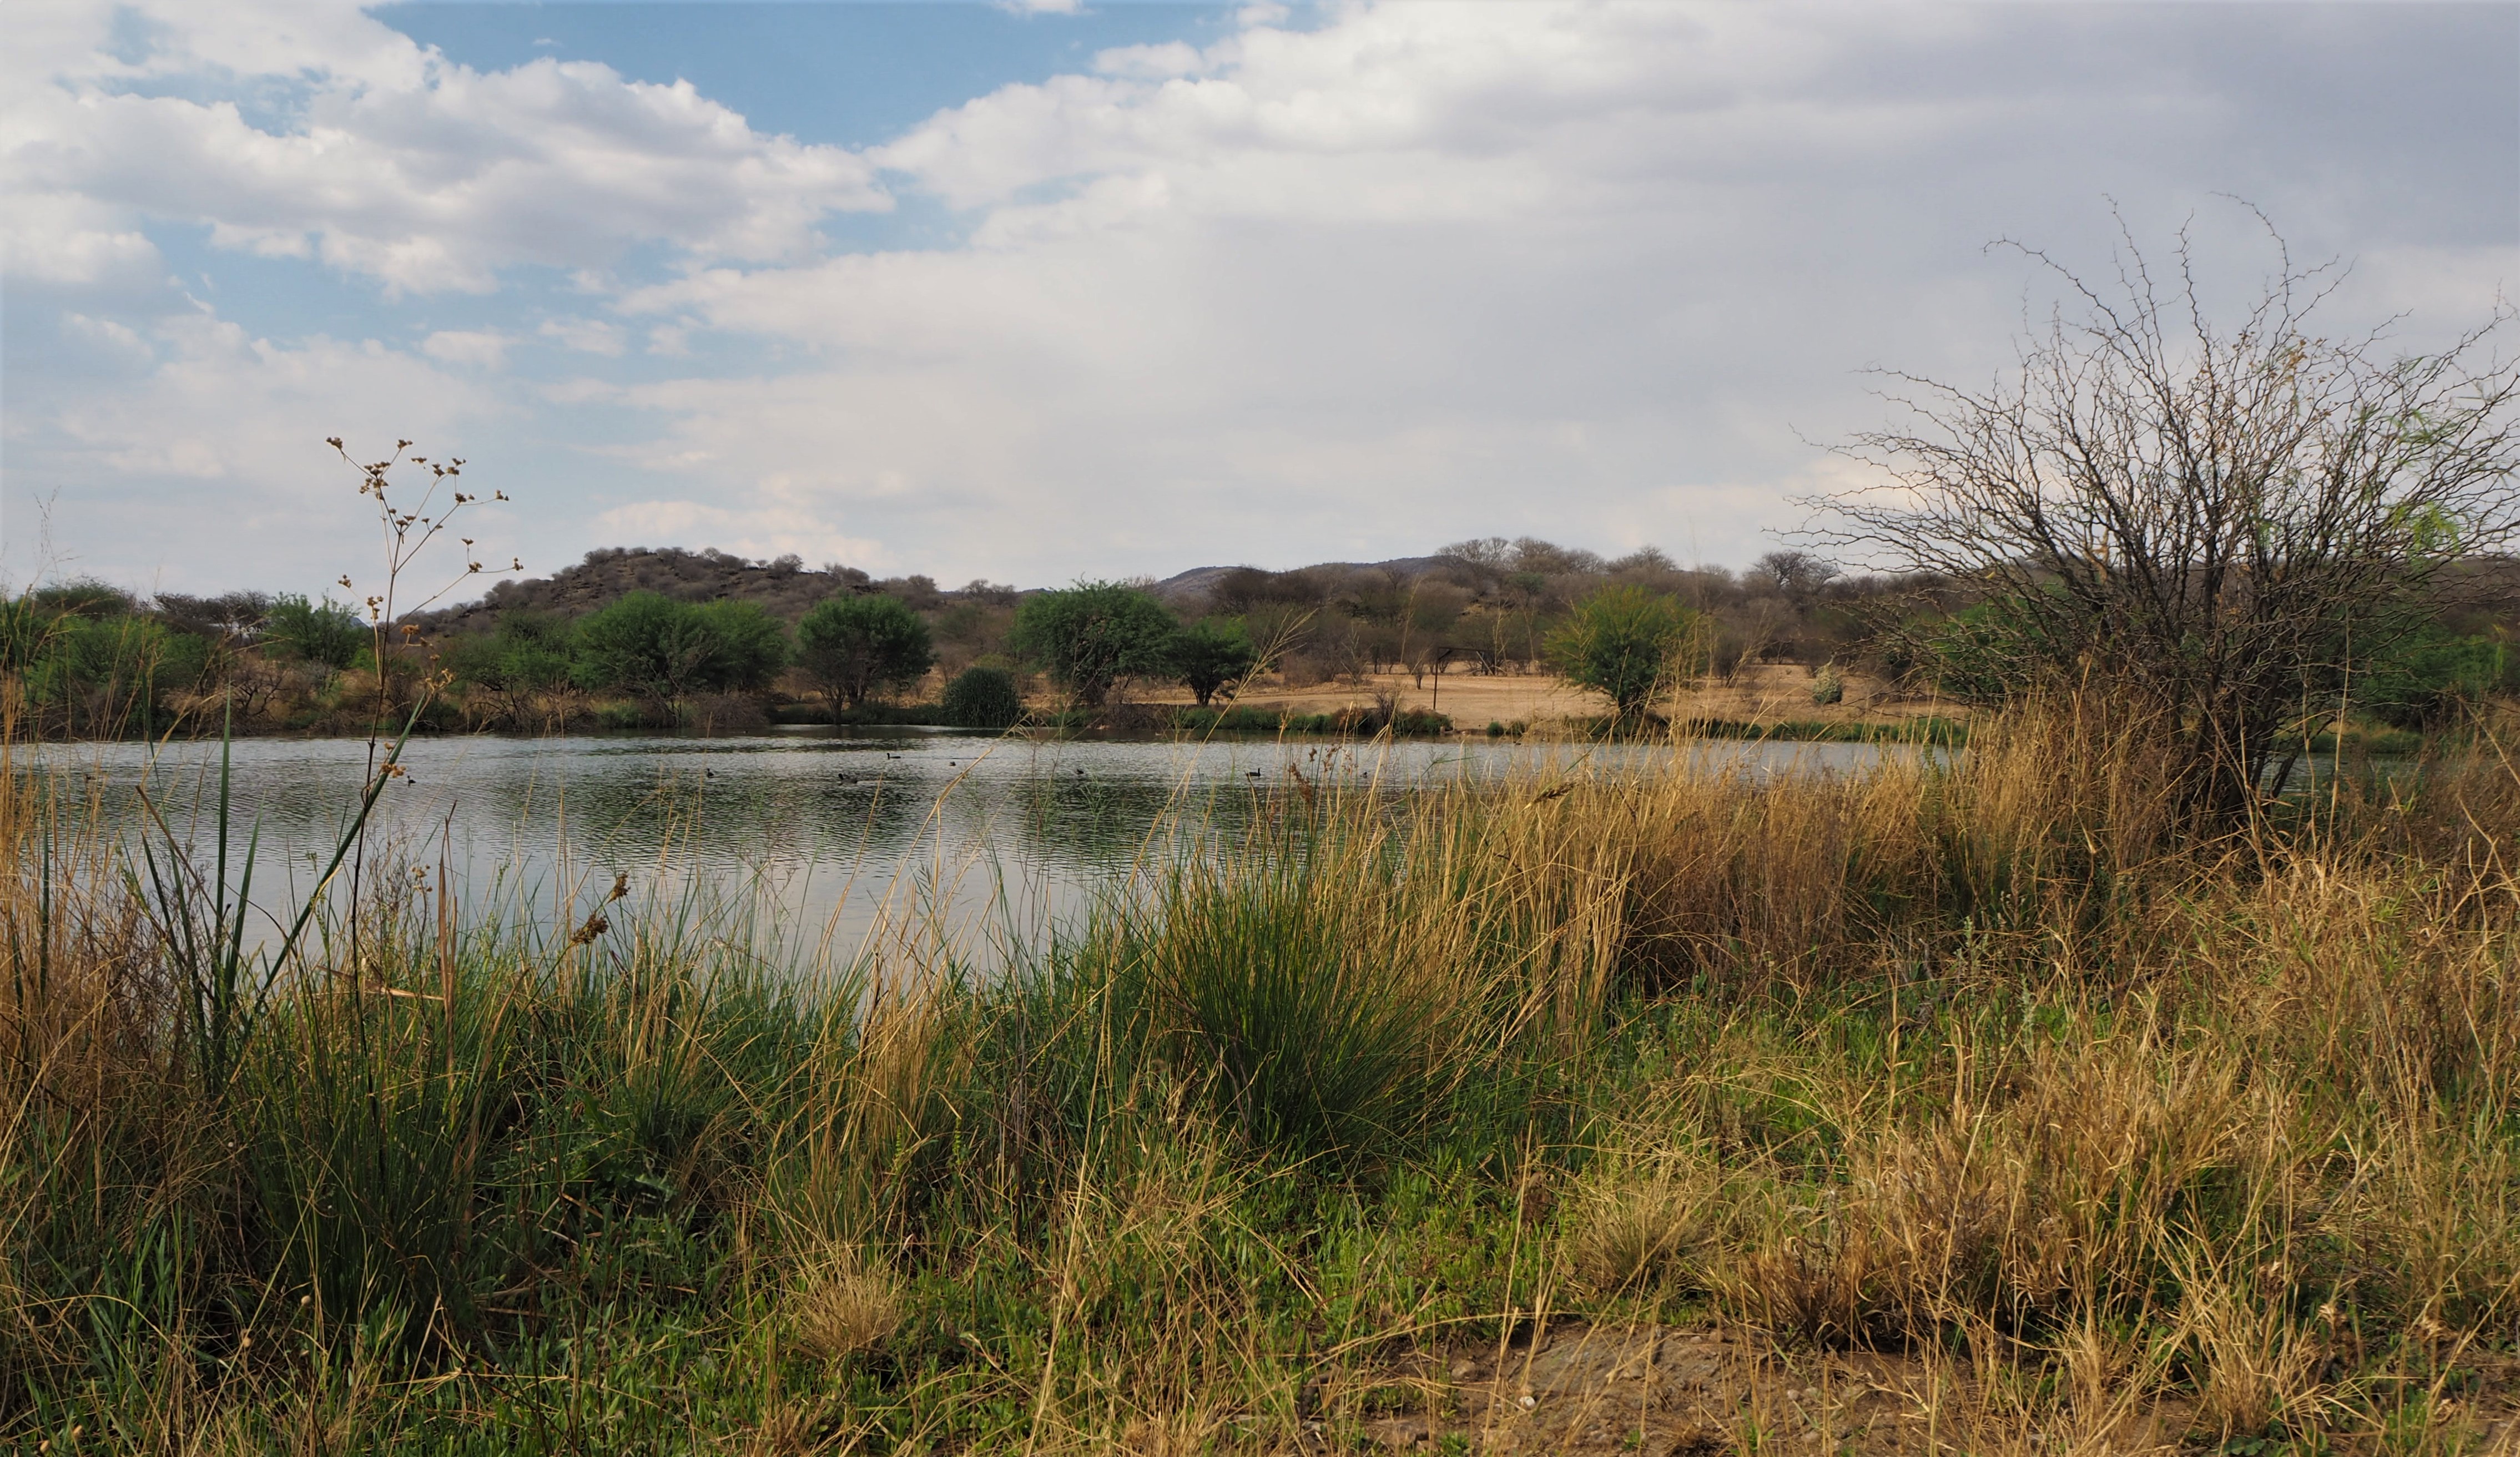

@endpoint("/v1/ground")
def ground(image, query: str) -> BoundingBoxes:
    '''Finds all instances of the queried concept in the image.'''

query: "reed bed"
[3,702,2516,1453]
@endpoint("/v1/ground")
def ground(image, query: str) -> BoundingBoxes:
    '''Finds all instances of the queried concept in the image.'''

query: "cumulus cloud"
[4,0,890,294]
[602,2,2517,581]
[421,330,511,369]
[8,1,2514,592]
[539,317,626,356]
[13,307,512,592]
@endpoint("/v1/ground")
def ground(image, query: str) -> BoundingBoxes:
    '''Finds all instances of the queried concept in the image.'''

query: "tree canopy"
[797,593,935,713]
[572,591,788,704]
[1548,585,1701,718]
[1007,582,1178,707]
[1816,210,2520,823]
[1172,619,1259,707]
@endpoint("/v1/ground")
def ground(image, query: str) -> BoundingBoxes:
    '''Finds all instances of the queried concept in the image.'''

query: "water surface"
[24,728,1912,965]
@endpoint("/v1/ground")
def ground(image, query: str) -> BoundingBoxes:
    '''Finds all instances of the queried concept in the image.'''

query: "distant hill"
[1150,556,1460,606]
[417,547,1470,633]
[415,547,995,637]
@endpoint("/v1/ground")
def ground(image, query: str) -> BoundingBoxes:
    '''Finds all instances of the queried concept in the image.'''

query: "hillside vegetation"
[9,539,2516,741]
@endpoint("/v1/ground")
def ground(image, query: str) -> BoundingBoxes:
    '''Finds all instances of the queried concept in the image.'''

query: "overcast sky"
[5,0,2515,600]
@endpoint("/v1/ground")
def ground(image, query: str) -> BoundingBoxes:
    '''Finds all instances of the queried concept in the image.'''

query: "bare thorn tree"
[1807,208,2520,826]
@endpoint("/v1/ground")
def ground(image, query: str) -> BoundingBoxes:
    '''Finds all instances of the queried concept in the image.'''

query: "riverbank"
[7,703,2517,1451]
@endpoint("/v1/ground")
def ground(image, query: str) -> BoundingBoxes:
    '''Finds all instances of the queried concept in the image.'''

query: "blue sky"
[6,1,2516,601]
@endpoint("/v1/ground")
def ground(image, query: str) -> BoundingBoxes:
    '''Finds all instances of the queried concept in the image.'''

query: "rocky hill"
[416,547,1012,637]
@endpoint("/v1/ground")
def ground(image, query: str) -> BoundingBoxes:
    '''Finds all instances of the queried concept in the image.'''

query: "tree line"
[7,533,2509,742]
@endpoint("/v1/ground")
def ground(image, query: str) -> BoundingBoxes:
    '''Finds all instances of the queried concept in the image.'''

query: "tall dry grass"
[3,697,2517,1449]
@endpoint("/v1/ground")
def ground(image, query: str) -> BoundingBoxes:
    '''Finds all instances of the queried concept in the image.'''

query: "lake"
[18,728,1916,967]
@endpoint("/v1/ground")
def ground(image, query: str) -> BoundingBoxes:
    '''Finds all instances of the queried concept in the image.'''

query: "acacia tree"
[1548,584,1701,718]
[573,591,788,713]
[1172,619,1259,707]
[1815,214,2520,825]
[797,593,934,714]
[1008,582,1177,708]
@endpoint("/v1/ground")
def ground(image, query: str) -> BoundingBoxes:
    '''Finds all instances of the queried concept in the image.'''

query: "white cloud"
[422,329,511,369]
[592,496,887,569]
[539,317,626,356]
[1093,42,1207,82]
[13,307,512,593]
[61,311,155,363]
[584,2,2517,582]
[5,0,891,294]
[2,191,159,284]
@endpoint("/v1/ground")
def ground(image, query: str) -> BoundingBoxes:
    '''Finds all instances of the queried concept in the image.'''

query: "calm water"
[21,729,1913,965]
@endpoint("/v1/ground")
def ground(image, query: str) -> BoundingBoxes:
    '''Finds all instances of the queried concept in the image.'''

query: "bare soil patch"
[1306,1322,2520,1455]
[1121,664,1957,733]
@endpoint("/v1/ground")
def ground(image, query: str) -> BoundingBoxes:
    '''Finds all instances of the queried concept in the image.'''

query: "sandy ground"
[1121,663,1961,729]
[1296,1319,2520,1455]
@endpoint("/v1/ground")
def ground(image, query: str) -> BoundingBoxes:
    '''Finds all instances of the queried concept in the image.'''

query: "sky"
[4,1,2516,602]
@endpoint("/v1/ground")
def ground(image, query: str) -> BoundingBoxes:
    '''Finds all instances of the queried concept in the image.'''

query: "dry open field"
[1123,663,1962,730]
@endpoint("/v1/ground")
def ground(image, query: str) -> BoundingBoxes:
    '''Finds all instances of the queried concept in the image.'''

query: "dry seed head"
[1569,1161,1715,1292]
[789,1255,900,1364]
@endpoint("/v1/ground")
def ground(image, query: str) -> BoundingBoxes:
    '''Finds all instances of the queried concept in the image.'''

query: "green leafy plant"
[1007,581,1177,708]
[797,593,935,713]
[572,591,788,711]
[1171,618,1258,708]
[940,664,1024,729]
[264,594,367,671]
[1547,584,1702,718]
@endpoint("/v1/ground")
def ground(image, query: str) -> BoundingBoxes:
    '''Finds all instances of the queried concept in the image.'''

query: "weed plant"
[4,693,2518,1451]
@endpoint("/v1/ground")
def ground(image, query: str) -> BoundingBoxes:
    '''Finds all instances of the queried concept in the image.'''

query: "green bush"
[940,666,1024,729]
[1171,618,1258,707]
[1547,585,1703,717]
[2360,629,2512,729]
[1007,582,1177,707]
[1811,663,1844,705]
[798,593,934,713]
[22,613,209,735]
[266,594,367,671]
[572,592,787,704]
[444,612,573,701]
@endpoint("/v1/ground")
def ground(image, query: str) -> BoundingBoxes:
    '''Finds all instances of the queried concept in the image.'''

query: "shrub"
[1171,618,1258,707]
[1008,582,1177,707]
[265,594,366,671]
[573,591,787,705]
[1810,663,1844,705]
[798,593,934,713]
[1548,584,1703,718]
[2359,628,2511,729]
[940,666,1024,729]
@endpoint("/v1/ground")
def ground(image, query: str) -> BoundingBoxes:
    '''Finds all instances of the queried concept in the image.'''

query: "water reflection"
[19,728,1918,963]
